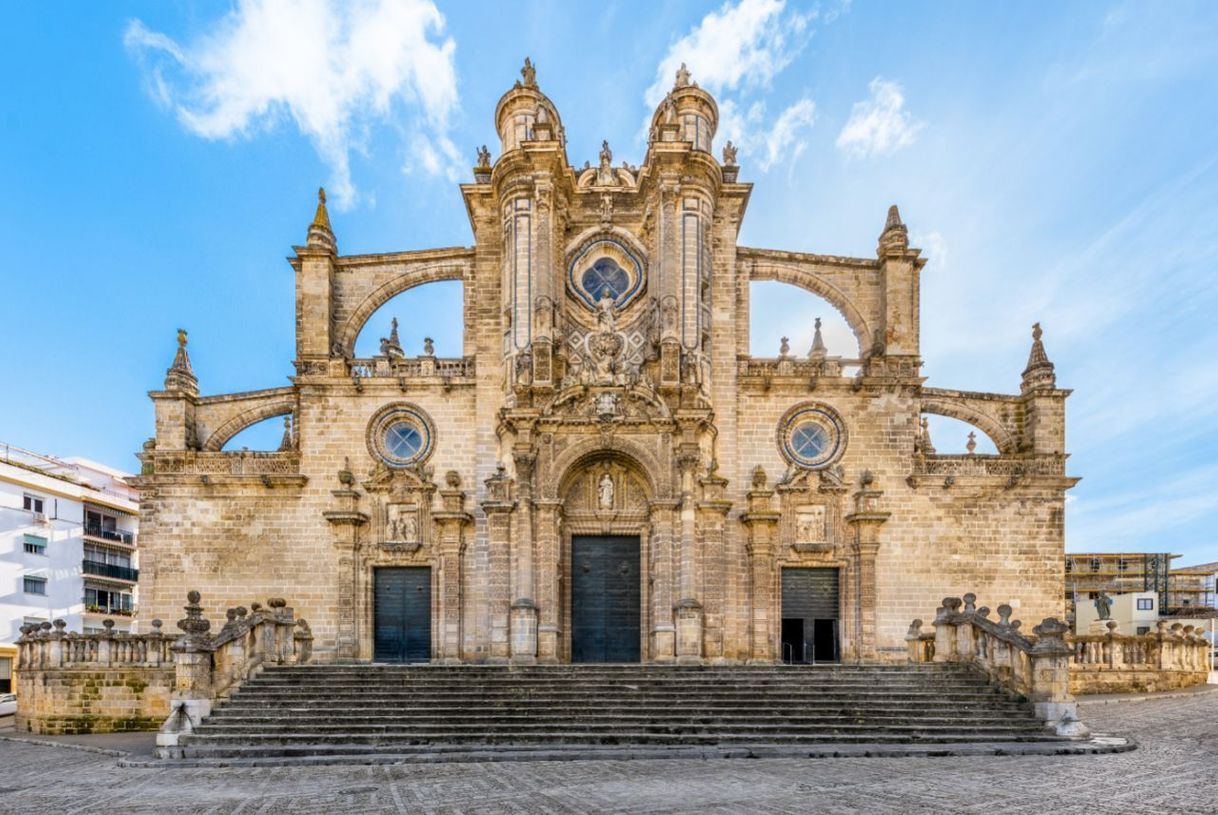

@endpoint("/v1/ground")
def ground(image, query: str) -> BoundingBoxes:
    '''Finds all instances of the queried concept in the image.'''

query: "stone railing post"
[158,591,216,758]
[932,598,961,662]
[1029,617,1087,735]
[47,619,66,668]
[294,620,314,663]
[1104,621,1121,668]
[97,619,116,666]
[956,593,977,661]
[906,619,927,662]
[147,620,165,667]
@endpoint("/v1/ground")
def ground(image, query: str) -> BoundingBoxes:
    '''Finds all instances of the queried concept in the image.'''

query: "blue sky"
[1,1,1215,564]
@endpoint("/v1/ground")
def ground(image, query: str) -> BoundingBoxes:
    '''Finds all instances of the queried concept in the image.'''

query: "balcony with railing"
[82,560,139,582]
[83,525,135,546]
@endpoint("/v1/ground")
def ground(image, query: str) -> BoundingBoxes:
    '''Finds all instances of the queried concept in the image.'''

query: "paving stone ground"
[0,691,1215,815]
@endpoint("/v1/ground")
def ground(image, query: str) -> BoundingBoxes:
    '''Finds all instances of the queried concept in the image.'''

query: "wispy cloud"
[836,77,924,158]
[124,0,460,208]
[645,0,844,172]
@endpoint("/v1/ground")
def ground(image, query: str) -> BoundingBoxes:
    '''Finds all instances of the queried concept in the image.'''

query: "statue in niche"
[597,472,615,509]
[387,504,419,542]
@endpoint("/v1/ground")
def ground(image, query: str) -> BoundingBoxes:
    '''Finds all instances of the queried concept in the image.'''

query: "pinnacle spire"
[306,186,336,252]
[808,317,827,360]
[919,416,936,455]
[878,203,908,253]
[1021,322,1056,392]
[278,414,294,452]
[164,327,198,394]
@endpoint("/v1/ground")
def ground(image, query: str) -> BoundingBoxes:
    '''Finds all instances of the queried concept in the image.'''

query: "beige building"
[132,62,1076,665]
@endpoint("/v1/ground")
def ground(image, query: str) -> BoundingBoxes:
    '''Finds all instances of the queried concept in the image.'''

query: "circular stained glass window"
[384,421,424,462]
[368,405,434,468]
[581,258,630,301]
[780,405,846,469]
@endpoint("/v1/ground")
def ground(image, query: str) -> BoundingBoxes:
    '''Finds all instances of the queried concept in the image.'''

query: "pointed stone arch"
[201,393,296,452]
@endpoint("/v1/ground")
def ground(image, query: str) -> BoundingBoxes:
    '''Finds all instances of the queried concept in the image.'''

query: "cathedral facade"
[133,63,1076,665]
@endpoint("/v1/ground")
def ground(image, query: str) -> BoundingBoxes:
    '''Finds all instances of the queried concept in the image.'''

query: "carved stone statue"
[597,473,614,509]
[476,145,491,168]
[675,62,691,88]
[1093,591,1113,621]
[521,57,537,88]
[722,140,738,165]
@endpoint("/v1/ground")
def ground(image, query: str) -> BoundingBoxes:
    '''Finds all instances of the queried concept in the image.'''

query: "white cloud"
[644,0,841,173]
[760,98,816,170]
[124,0,460,208]
[836,77,924,158]
[644,0,811,107]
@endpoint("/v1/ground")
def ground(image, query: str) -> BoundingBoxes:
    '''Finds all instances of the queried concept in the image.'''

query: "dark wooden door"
[374,567,431,663]
[781,567,840,663]
[571,536,641,663]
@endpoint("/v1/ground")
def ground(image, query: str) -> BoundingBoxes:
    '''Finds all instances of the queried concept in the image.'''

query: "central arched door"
[571,535,641,662]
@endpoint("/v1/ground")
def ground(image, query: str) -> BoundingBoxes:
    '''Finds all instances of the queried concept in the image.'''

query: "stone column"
[741,468,781,663]
[482,466,515,663]
[675,444,703,663]
[648,499,679,662]
[844,471,890,662]
[510,449,539,665]
[323,469,368,661]
[433,472,472,664]
[698,472,732,663]
[534,499,563,663]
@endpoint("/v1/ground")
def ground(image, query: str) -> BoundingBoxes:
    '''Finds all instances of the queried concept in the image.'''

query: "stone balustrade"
[1068,619,1210,694]
[906,594,1087,737]
[348,356,475,380]
[157,591,313,758]
[17,618,174,670]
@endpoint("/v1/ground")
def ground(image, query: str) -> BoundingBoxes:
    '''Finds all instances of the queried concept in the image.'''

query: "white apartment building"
[0,443,139,659]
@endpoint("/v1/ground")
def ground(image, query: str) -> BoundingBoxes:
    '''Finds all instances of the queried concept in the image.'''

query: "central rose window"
[569,237,644,309]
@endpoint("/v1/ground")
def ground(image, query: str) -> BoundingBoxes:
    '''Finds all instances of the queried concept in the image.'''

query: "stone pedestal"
[676,600,704,664]
[510,600,538,665]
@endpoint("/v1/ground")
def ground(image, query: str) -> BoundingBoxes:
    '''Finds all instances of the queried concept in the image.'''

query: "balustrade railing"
[348,356,474,380]
[1070,619,1210,673]
[17,618,173,669]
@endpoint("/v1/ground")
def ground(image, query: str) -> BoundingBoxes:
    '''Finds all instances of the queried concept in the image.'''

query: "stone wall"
[1069,668,1208,696]
[15,666,173,735]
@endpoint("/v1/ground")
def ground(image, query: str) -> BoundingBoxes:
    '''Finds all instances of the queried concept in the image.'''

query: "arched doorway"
[557,453,656,663]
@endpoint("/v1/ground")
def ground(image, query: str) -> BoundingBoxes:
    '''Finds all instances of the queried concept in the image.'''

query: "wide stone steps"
[172,663,1067,762]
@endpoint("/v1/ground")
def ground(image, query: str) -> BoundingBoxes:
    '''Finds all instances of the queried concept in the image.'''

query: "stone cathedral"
[133,62,1076,666]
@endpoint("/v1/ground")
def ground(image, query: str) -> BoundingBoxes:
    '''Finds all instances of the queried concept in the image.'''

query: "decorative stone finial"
[1021,322,1057,392]
[878,204,909,253]
[966,431,977,455]
[177,590,211,640]
[675,62,691,88]
[379,317,404,359]
[751,465,767,490]
[521,57,537,88]
[722,140,738,166]
[445,470,461,489]
[779,336,790,358]
[423,337,435,356]
[278,414,294,452]
[808,317,827,360]
[151,619,163,631]
[919,416,936,455]
[164,327,198,393]
[306,186,337,252]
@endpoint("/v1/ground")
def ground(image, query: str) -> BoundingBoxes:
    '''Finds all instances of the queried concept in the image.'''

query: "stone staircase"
[163,663,1081,763]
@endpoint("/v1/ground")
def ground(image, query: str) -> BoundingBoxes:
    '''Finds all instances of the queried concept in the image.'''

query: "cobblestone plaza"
[1,692,1215,814]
